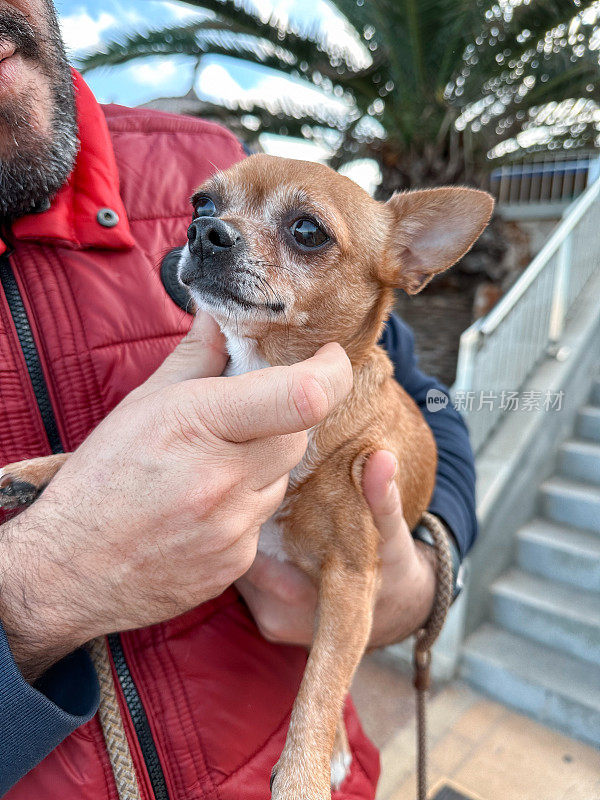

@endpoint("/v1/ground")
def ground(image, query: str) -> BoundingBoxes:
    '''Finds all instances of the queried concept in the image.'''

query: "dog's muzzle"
[180,217,244,287]
[188,217,241,258]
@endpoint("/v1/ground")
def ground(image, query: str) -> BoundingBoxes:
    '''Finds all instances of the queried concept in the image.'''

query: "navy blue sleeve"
[380,313,478,558]
[0,622,99,794]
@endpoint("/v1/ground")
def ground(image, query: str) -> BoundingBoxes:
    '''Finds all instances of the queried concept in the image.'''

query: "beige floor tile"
[450,698,508,744]
[352,653,428,750]
[361,675,599,800]
[453,709,600,800]
[375,682,479,800]
[386,774,415,800]
[429,730,476,776]
[387,770,445,800]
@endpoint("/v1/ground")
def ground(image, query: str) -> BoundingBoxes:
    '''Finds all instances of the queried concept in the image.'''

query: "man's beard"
[0,5,78,222]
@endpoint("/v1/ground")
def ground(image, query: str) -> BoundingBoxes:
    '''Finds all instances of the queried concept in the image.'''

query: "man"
[0,1,476,797]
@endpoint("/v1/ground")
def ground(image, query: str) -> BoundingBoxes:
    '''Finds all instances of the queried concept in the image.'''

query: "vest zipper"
[0,253,63,454]
[0,251,170,800]
[107,634,170,800]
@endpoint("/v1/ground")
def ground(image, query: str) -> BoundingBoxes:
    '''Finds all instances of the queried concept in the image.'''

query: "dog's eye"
[290,218,329,249]
[194,196,216,218]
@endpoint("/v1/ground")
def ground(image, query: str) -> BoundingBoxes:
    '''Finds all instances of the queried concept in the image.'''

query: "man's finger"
[242,432,308,491]
[144,312,228,392]
[362,450,406,544]
[197,342,352,442]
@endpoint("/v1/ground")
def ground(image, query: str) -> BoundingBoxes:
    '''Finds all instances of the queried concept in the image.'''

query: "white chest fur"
[223,333,270,376]
[258,515,288,561]
[222,332,289,560]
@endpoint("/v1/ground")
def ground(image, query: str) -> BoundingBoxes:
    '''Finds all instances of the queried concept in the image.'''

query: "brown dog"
[0,155,493,800]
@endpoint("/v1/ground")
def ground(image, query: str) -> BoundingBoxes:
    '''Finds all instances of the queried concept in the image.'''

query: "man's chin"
[0,126,75,220]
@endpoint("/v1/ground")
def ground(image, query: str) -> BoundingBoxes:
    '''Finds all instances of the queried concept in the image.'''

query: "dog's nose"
[187,217,241,257]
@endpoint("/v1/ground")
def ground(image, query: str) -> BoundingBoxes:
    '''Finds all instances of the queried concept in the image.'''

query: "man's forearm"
[0,506,88,682]
[0,510,100,794]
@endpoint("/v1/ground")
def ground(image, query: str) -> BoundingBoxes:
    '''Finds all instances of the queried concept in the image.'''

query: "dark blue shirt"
[0,312,477,794]
[381,314,477,558]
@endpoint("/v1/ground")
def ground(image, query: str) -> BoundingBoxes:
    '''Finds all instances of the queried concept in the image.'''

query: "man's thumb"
[144,312,228,391]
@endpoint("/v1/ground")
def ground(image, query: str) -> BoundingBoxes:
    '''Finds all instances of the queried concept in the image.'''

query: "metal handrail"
[481,176,600,336]
[454,174,600,453]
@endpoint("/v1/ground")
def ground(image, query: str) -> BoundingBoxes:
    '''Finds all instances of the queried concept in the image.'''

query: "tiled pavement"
[351,654,600,800]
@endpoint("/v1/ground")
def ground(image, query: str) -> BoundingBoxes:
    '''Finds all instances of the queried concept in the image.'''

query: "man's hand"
[0,313,353,681]
[236,450,437,649]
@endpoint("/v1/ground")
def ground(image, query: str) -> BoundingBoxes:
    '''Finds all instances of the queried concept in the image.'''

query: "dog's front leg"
[271,529,378,800]
[330,716,352,791]
[0,453,70,508]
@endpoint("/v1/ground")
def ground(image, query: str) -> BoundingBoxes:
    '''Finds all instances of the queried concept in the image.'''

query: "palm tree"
[80,0,600,196]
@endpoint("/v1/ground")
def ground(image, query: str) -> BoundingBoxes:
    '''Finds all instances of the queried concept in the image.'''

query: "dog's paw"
[330,750,352,791]
[0,473,41,509]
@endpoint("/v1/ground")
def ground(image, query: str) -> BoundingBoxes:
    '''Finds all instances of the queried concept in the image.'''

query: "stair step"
[577,406,600,443]
[558,439,600,485]
[517,519,600,592]
[491,569,600,665]
[540,477,600,533]
[461,625,600,748]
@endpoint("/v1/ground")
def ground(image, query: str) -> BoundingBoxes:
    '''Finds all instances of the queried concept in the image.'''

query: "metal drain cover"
[431,786,479,800]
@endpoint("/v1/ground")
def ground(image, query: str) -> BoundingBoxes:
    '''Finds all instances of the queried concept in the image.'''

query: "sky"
[54,0,380,189]
[56,0,362,106]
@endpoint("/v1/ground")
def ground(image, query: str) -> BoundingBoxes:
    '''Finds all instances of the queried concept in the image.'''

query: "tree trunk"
[371,127,481,198]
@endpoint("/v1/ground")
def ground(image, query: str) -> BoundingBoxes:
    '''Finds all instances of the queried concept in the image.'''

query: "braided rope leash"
[412,511,454,800]
[87,637,142,800]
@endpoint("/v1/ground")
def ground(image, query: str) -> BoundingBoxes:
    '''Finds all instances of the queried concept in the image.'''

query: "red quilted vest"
[0,75,379,799]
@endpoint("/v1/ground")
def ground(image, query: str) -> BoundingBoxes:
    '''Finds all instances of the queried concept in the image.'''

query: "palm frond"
[179,0,368,74]
[454,0,600,104]
[82,0,600,187]
[143,92,357,147]
[455,36,600,139]
[79,21,211,71]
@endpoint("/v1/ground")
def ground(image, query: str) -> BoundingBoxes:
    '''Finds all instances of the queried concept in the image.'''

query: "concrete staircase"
[461,375,600,748]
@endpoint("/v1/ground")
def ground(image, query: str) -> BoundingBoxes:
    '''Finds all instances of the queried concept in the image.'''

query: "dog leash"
[87,637,142,800]
[412,512,454,800]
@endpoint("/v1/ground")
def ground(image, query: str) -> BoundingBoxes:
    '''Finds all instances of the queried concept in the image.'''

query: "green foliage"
[79,0,600,185]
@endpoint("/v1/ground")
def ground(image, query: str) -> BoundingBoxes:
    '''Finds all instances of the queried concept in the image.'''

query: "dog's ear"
[381,187,494,294]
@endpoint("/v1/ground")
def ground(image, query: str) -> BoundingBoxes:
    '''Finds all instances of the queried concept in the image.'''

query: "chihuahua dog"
[0,155,493,800]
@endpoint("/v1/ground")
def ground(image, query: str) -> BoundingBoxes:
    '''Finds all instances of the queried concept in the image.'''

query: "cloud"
[196,63,245,103]
[129,59,179,86]
[339,159,382,196]
[260,132,330,162]
[196,60,350,125]
[157,1,211,22]
[59,11,116,54]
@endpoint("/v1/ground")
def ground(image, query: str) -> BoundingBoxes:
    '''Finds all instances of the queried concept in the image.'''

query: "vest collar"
[0,70,134,256]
